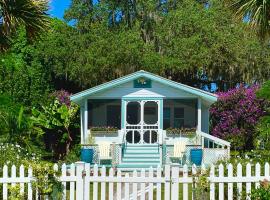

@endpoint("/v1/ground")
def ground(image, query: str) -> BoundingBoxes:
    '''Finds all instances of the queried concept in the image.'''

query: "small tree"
[32,90,79,160]
[210,85,265,150]
[255,81,270,149]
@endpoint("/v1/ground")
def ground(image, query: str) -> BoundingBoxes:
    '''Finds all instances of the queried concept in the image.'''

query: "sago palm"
[228,0,270,41]
[0,0,49,50]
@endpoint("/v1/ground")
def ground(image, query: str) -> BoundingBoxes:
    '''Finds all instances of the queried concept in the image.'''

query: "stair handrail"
[196,130,230,147]
[121,129,127,155]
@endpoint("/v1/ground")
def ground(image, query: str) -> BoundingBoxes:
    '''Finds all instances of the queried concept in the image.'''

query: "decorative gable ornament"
[133,77,152,88]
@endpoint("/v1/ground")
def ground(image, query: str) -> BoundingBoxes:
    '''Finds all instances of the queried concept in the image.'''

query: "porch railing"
[197,130,230,149]
[197,130,231,165]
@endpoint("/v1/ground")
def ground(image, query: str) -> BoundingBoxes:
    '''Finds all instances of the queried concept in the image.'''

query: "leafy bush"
[6,162,63,200]
[32,90,79,160]
[210,85,265,150]
[62,144,81,164]
[30,162,63,199]
[0,143,40,170]
[251,180,270,200]
[255,81,270,150]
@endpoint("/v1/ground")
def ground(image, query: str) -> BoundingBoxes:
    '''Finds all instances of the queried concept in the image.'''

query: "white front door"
[124,100,161,144]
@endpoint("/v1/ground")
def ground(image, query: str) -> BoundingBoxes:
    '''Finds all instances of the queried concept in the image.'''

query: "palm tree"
[0,0,49,50]
[227,0,270,41]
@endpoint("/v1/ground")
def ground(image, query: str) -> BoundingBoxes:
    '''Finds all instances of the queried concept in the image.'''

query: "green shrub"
[0,143,40,170]
[63,144,81,164]
[31,93,79,160]
[251,180,270,200]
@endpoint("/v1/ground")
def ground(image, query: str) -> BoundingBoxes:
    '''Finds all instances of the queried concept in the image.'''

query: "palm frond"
[0,0,49,40]
[228,0,270,40]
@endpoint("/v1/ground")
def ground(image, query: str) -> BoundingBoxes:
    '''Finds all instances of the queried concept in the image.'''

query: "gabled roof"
[70,70,217,104]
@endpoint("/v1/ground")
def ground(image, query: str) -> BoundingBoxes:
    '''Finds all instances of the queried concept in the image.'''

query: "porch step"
[125,145,158,149]
[119,145,161,169]
[126,144,158,147]
[122,158,160,163]
[123,154,160,158]
[124,150,159,154]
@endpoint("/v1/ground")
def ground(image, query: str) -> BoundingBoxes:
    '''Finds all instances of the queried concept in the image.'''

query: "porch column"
[197,98,202,132]
[80,104,84,144]
[121,99,126,129]
[140,100,144,143]
[158,99,163,144]
[84,99,88,144]
[159,99,163,129]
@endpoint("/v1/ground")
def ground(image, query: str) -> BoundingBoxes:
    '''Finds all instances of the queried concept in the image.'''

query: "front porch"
[80,98,230,168]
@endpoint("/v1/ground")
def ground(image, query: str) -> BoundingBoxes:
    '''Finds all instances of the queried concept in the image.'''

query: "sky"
[49,0,71,19]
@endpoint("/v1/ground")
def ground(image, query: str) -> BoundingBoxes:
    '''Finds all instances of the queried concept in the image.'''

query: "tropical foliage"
[227,0,270,41]
[0,95,42,152]
[0,0,49,50]
[255,81,270,149]
[31,91,79,160]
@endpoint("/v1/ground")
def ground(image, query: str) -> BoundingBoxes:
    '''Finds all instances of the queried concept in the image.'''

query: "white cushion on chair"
[97,142,111,159]
[173,141,187,158]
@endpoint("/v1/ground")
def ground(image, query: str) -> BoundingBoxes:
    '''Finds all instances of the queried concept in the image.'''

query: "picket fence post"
[183,164,188,200]
[70,164,75,200]
[3,165,8,200]
[209,165,215,200]
[124,173,129,200]
[93,164,98,200]
[61,163,67,199]
[28,167,33,199]
[255,163,261,189]
[156,165,162,200]
[132,170,138,200]
[265,163,270,180]
[149,167,154,200]
[171,164,179,200]
[76,163,84,200]
[164,165,170,200]
[117,169,122,200]
[237,163,242,200]
[19,165,25,195]
[227,163,233,200]
[109,168,114,200]
[246,163,251,199]
[218,164,224,200]
[101,166,106,200]
[191,164,197,200]
[141,169,146,200]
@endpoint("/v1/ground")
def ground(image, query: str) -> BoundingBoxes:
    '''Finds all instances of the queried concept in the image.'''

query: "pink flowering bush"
[210,85,265,150]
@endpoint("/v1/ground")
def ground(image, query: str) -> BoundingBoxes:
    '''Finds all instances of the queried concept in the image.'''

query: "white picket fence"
[0,162,270,200]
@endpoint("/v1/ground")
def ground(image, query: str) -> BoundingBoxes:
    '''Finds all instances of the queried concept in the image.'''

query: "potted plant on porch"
[81,135,96,164]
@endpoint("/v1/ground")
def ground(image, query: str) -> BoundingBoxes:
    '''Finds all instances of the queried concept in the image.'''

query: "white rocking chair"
[169,141,187,165]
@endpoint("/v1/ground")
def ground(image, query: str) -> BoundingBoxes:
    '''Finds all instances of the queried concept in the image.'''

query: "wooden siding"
[88,80,197,99]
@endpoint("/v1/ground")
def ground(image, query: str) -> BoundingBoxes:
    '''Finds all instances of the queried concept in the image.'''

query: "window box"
[166,128,196,138]
[90,127,118,135]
